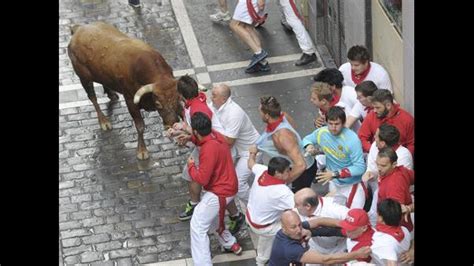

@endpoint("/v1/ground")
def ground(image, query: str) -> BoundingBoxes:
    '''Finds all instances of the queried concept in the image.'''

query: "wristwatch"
[332,171,340,178]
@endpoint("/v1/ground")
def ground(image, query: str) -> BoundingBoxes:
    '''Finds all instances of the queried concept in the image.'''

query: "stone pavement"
[59,0,333,265]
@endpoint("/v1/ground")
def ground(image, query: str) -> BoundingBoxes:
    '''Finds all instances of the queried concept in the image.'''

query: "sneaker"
[223,243,243,255]
[178,201,197,221]
[128,1,141,8]
[228,213,245,234]
[281,19,293,31]
[295,53,317,66]
[210,11,231,22]
[246,50,268,70]
[245,61,271,74]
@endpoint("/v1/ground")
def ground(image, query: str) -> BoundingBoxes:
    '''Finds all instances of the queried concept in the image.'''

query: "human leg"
[246,218,281,266]
[190,192,220,265]
[210,0,231,22]
[179,148,202,221]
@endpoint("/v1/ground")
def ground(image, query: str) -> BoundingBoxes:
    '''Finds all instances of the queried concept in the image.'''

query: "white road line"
[59,69,195,92]
[173,68,195,77]
[170,0,206,68]
[206,53,302,72]
[221,67,324,87]
[59,95,125,109]
[59,68,323,109]
[142,250,257,265]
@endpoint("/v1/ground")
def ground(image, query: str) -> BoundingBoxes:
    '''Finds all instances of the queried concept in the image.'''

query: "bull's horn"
[134,84,154,104]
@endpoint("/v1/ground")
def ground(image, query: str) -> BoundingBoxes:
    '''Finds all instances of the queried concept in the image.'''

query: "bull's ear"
[154,99,163,109]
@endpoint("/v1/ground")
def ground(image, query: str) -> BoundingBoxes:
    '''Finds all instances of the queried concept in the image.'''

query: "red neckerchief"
[184,92,207,109]
[350,227,374,262]
[265,114,284,133]
[258,170,286,186]
[330,93,341,107]
[351,62,371,85]
[376,223,405,242]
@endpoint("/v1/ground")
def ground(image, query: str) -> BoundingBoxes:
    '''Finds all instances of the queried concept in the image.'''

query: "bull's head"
[133,81,183,128]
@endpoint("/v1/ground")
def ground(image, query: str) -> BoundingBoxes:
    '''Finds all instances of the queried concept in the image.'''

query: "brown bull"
[67,21,183,160]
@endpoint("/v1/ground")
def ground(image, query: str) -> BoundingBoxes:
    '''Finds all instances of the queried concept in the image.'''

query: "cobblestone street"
[59,0,326,264]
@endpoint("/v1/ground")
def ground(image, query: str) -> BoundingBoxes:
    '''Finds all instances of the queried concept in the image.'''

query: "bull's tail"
[70,24,81,35]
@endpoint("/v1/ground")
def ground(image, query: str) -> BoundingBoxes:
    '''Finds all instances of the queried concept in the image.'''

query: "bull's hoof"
[108,93,119,102]
[100,120,112,131]
[136,150,149,160]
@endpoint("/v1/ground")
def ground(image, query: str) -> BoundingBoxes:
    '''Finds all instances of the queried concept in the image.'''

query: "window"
[379,0,402,34]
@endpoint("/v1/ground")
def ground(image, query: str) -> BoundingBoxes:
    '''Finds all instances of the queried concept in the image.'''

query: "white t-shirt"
[371,226,411,264]
[184,105,227,136]
[247,164,295,225]
[339,62,393,92]
[339,85,358,112]
[209,97,260,156]
[297,196,349,254]
[334,100,361,132]
[349,101,368,121]
[366,143,413,176]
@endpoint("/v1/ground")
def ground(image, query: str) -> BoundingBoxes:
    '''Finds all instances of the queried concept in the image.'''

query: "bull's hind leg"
[81,79,112,131]
[103,86,119,102]
[124,99,149,160]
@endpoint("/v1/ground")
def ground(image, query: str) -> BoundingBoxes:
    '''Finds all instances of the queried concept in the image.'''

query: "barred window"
[379,0,402,34]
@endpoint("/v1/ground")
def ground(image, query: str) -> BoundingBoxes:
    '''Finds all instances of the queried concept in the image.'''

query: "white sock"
[190,200,199,205]
[255,49,262,55]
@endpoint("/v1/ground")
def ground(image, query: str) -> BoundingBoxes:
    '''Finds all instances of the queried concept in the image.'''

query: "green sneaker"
[228,213,245,234]
[178,201,197,221]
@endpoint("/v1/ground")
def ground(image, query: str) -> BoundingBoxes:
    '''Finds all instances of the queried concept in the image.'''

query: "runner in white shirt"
[246,151,295,266]
[371,199,411,265]
[346,80,380,131]
[209,83,261,234]
[362,124,413,227]
[294,188,349,266]
[339,45,392,92]
[313,68,360,132]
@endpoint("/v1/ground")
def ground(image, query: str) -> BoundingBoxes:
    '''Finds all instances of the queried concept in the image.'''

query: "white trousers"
[246,216,282,266]
[234,154,252,205]
[191,192,236,266]
[329,181,366,209]
[279,0,315,54]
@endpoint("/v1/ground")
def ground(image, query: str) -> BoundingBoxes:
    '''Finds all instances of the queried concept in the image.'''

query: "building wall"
[342,0,367,57]
[372,0,404,106]
[403,0,415,115]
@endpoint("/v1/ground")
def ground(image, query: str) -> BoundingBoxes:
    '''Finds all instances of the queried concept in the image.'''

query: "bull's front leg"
[124,100,149,160]
[81,79,112,131]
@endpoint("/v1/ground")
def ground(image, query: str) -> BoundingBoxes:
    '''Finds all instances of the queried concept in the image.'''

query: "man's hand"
[187,156,195,165]
[249,144,258,155]
[315,170,334,185]
[401,204,413,223]
[400,246,414,264]
[176,132,191,146]
[304,144,318,156]
[301,228,311,241]
[362,171,375,182]
[257,0,265,11]
[314,115,326,128]
[354,246,371,259]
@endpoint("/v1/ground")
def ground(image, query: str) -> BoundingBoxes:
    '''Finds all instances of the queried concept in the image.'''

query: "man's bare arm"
[273,129,306,182]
